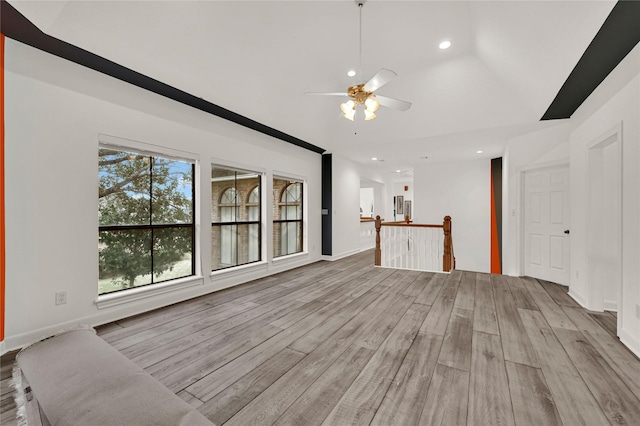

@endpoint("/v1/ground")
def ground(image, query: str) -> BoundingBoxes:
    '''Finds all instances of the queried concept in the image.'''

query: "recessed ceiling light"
[371,157,378,161]
[396,169,401,173]
[439,40,452,50]
[476,150,483,154]
[347,70,356,77]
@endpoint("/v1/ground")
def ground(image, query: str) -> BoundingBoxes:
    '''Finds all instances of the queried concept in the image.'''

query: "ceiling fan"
[306,1,412,122]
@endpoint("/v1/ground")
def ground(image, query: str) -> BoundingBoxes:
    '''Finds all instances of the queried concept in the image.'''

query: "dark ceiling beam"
[541,0,640,120]
[0,0,326,155]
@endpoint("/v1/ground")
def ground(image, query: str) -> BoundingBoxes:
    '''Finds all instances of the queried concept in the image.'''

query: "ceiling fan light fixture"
[340,100,356,114]
[306,0,410,124]
[341,101,356,121]
[365,98,379,112]
[343,110,356,121]
[364,110,377,121]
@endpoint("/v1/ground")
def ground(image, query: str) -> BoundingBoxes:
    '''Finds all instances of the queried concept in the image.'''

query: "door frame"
[517,160,570,279]
[585,123,622,325]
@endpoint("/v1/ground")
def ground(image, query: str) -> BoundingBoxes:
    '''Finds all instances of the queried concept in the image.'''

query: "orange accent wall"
[1,33,5,342]
[490,171,501,274]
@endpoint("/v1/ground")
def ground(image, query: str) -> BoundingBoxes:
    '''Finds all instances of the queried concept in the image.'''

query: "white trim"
[322,248,360,261]
[585,123,623,321]
[272,251,309,264]
[603,300,618,312]
[97,136,202,308]
[375,265,451,274]
[519,159,570,173]
[568,289,587,308]
[99,133,200,163]
[95,275,205,309]
[619,328,640,359]
[272,173,308,258]
[273,170,306,183]
[211,157,267,175]
[210,260,268,280]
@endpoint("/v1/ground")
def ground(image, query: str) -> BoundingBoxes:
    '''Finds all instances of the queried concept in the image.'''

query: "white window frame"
[210,158,267,277]
[272,171,308,262]
[96,134,202,309]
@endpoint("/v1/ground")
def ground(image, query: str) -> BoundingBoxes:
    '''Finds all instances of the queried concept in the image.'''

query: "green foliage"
[98,149,193,292]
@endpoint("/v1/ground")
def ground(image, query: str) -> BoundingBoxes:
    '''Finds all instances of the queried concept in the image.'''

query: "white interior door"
[524,165,570,285]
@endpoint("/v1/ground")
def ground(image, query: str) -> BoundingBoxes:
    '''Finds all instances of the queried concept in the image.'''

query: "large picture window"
[273,177,303,257]
[98,147,195,295]
[211,167,262,271]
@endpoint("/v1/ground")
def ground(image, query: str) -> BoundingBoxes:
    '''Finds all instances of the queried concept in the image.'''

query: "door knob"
[564,230,570,234]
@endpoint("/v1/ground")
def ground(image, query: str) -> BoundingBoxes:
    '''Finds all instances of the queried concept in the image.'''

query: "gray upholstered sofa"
[15,328,214,425]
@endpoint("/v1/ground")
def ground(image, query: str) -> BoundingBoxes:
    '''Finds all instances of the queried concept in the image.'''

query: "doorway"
[523,164,570,285]
[586,125,622,322]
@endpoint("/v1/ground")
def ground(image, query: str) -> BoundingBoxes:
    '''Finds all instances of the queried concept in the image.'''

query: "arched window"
[274,179,303,257]
[248,186,260,204]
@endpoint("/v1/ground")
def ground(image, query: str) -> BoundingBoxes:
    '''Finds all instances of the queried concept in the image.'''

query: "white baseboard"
[568,290,587,308]
[603,300,618,312]
[321,248,362,262]
[619,328,640,359]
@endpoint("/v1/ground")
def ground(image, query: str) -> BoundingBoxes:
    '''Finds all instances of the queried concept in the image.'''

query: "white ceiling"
[11,0,617,174]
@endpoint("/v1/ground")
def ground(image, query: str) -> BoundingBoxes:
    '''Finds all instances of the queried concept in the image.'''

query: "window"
[211,167,262,270]
[273,178,303,257]
[98,147,195,295]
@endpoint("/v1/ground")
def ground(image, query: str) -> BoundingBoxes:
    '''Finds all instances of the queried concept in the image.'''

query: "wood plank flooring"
[2,249,640,425]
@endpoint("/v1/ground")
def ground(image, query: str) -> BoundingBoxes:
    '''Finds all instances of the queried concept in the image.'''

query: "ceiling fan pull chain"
[358,1,363,78]
[354,110,358,135]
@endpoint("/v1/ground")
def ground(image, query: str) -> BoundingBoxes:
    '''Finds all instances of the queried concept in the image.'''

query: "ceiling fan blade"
[305,92,347,96]
[376,95,412,111]
[363,69,397,92]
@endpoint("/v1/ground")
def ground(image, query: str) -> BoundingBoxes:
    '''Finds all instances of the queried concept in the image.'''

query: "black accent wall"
[322,154,332,256]
[542,0,640,120]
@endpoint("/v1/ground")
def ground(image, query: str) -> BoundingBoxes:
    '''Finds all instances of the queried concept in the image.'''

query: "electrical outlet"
[55,291,67,306]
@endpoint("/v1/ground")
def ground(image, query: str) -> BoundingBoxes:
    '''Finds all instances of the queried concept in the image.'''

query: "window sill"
[210,261,268,280]
[272,251,309,264]
[95,275,205,309]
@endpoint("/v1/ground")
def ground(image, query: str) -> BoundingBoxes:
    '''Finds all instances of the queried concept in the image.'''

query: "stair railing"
[374,215,455,272]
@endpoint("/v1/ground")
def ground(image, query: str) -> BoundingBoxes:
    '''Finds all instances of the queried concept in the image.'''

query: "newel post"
[375,215,382,266]
[443,215,452,272]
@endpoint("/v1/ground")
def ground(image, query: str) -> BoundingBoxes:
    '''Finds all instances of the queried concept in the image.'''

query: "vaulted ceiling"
[7,0,623,173]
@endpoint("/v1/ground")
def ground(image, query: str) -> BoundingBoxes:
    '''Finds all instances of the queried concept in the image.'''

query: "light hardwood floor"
[2,250,639,425]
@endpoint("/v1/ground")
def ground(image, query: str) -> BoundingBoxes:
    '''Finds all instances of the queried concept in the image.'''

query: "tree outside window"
[98,147,195,295]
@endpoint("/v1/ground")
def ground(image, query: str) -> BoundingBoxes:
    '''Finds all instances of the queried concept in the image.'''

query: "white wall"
[2,40,323,352]
[359,188,374,218]
[330,154,361,259]
[501,123,571,276]
[569,71,640,356]
[413,159,491,273]
[325,154,394,260]
[392,181,414,221]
